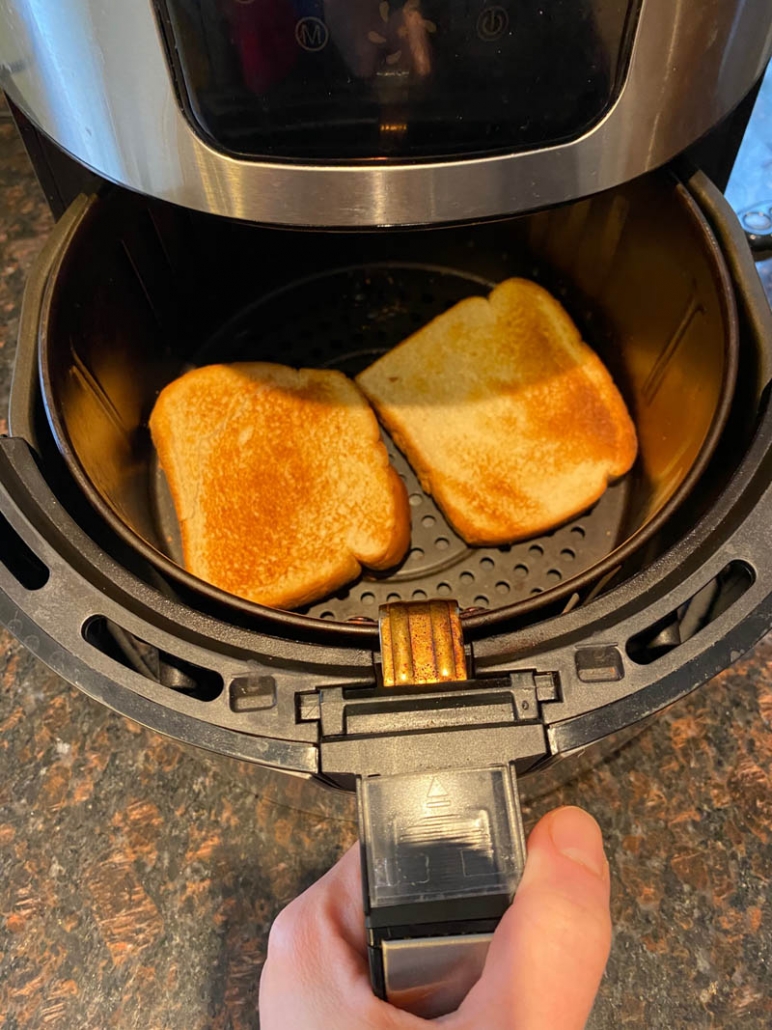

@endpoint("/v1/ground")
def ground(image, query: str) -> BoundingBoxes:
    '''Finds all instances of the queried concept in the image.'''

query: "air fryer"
[2,0,772,1016]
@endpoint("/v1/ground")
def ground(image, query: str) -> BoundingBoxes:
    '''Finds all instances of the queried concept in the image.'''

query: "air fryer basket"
[2,169,772,787]
[37,172,737,632]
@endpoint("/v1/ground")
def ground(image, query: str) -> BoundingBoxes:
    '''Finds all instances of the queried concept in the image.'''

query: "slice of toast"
[356,278,637,545]
[149,363,410,609]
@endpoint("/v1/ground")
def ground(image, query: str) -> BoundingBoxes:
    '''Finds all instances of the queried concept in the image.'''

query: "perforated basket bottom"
[151,264,631,621]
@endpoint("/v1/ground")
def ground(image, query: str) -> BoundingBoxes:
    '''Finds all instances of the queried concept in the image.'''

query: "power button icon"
[477,6,509,42]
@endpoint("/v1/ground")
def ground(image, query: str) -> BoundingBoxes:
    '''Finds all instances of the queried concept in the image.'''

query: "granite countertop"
[1,104,772,1029]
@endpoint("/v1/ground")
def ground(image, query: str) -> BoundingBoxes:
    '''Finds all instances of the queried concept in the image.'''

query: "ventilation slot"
[83,616,223,701]
[626,562,754,666]
[0,513,49,590]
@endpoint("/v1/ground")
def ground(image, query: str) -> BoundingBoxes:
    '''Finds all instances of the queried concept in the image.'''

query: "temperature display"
[159,0,638,160]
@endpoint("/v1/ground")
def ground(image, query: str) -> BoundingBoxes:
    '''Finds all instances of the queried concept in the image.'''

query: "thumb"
[454,806,612,1030]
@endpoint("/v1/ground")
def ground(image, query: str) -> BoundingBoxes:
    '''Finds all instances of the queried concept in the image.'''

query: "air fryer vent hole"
[0,513,50,591]
[83,616,223,702]
[626,561,754,665]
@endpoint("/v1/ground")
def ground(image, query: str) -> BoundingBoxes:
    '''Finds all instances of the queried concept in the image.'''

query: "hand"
[260,805,612,1029]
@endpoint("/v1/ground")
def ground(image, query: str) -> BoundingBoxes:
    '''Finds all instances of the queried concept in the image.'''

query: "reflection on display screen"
[160,0,638,159]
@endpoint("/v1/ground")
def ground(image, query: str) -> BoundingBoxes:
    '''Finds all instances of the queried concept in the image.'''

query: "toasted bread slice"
[357,278,637,545]
[149,363,410,609]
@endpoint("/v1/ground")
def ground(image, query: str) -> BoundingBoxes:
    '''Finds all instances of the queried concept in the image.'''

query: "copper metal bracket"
[378,600,467,688]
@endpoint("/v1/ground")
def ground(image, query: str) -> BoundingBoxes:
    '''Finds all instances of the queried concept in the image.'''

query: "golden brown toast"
[357,278,637,545]
[149,363,410,609]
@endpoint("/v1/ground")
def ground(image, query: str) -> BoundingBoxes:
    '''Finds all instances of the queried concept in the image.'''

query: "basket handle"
[357,601,527,1018]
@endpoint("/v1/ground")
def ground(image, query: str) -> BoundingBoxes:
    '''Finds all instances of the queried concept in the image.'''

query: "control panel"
[160,0,638,160]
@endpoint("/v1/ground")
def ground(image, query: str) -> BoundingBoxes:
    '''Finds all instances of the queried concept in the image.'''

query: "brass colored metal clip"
[378,600,467,688]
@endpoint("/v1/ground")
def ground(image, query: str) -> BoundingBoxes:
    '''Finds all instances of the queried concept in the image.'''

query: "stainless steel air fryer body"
[1,0,772,227]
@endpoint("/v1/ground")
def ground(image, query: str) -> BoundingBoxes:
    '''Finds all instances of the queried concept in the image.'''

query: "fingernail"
[549,806,607,879]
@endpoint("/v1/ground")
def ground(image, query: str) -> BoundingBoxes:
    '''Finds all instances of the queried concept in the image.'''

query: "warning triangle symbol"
[427,777,448,799]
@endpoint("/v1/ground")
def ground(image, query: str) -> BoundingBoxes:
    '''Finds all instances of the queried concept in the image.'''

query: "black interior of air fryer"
[37,172,747,629]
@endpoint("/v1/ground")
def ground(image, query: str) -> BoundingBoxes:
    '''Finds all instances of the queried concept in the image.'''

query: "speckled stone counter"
[1,109,772,1029]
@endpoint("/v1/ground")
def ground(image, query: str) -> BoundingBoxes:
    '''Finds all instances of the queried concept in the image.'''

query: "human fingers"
[260,844,425,1030]
[451,806,612,1030]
